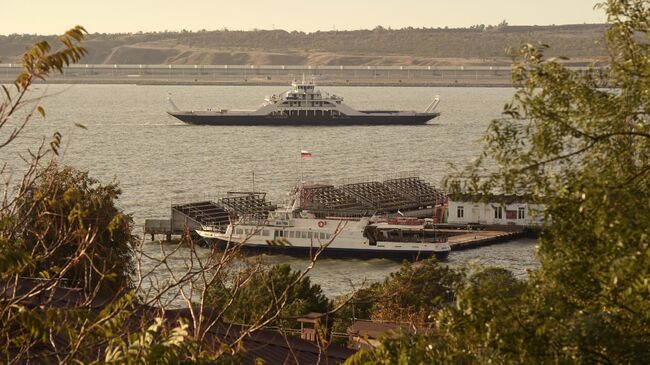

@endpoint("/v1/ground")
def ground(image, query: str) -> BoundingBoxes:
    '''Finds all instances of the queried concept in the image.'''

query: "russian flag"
[300,150,312,159]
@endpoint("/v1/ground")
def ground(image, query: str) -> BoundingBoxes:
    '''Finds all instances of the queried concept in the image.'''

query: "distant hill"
[0,24,608,66]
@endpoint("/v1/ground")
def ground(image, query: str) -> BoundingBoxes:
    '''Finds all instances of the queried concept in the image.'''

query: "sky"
[1,0,606,35]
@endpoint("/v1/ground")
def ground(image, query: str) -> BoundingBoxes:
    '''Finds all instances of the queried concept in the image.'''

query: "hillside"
[0,24,608,66]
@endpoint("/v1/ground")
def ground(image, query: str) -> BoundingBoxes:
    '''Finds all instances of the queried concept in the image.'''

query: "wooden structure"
[296,312,332,343]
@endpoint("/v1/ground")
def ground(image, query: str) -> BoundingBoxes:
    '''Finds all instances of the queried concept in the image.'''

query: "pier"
[145,175,533,252]
[444,228,527,250]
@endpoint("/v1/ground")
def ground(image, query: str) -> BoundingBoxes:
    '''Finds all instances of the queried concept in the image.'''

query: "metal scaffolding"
[220,192,276,219]
[171,201,231,228]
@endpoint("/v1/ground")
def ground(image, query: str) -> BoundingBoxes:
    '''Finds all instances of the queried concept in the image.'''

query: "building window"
[518,207,525,220]
[494,206,503,219]
[457,206,464,218]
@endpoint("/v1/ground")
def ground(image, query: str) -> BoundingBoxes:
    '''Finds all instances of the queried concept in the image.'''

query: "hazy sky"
[1,0,606,35]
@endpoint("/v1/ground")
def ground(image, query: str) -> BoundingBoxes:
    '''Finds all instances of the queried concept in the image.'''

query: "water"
[4,84,539,298]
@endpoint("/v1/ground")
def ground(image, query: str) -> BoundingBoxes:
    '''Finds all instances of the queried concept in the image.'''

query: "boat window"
[289,231,294,238]
[262,230,269,236]
[320,232,326,240]
[301,231,308,239]
[283,230,289,237]
[326,233,331,239]
[235,228,243,235]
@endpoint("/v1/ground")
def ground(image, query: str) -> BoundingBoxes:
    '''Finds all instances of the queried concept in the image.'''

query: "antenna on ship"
[167,92,180,111]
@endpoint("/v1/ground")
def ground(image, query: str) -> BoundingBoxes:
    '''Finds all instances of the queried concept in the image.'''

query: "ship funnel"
[424,95,440,113]
[167,92,180,111]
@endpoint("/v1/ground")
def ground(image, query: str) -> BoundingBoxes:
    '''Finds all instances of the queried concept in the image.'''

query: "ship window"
[326,233,331,239]
[283,230,289,237]
[320,232,326,240]
[289,231,294,238]
[235,228,243,235]
[262,230,269,236]
[301,231,308,239]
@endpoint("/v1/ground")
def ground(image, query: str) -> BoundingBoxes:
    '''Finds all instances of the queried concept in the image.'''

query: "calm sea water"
[6,84,538,297]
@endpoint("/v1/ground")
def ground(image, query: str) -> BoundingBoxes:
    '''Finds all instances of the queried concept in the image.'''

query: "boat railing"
[379,236,448,244]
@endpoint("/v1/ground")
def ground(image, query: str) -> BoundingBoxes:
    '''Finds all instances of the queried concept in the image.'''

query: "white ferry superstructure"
[196,207,451,260]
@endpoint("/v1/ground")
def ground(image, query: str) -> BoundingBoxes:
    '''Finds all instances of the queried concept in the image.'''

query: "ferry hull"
[168,112,439,126]
[205,238,450,261]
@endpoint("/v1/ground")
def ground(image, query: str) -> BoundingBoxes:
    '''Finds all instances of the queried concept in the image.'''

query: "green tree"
[346,268,525,365]
[207,264,329,328]
[16,165,136,294]
[350,0,650,363]
[0,28,197,364]
[333,258,462,337]
[369,258,461,323]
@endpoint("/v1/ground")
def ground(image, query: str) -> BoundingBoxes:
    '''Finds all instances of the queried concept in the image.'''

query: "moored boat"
[196,208,451,261]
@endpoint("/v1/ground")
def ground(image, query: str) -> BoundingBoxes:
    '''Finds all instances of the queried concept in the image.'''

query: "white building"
[447,195,544,226]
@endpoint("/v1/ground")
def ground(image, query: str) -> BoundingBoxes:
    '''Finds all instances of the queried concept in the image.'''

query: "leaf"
[37,106,46,117]
[74,122,87,130]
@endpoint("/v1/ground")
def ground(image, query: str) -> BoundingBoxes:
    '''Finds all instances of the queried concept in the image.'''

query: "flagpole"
[300,147,304,182]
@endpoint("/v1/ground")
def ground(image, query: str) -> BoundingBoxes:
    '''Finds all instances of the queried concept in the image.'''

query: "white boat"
[196,207,451,261]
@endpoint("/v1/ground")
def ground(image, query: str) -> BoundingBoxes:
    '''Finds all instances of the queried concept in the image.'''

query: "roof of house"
[2,277,354,364]
[448,193,535,204]
[347,320,432,339]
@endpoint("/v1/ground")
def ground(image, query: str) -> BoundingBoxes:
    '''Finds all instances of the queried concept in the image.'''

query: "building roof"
[347,320,432,339]
[449,193,535,204]
[3,277,354,364]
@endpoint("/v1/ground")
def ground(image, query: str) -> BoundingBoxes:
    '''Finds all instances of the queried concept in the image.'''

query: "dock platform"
[446,229,526,250]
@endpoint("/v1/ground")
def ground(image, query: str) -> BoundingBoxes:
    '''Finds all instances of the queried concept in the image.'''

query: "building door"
[472,207,481,224]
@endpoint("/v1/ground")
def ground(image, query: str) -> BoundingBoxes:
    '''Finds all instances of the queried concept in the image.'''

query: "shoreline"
[1,78,515,88]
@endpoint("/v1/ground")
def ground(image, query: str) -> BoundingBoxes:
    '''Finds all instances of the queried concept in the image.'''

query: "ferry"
[195,208,451,261]
[168,79,441,126]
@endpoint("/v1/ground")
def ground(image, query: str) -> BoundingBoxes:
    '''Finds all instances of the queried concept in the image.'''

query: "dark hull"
[203,239,450,261]
[168,112,440,126]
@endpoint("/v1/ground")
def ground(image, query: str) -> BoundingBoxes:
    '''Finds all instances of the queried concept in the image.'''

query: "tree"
[16,164,136,294]
[350,0,650,363]
[2,26,350,364]
[333,258,462,338]
[369,258,461,323]
[345,268,526,365]
[206,263,329,329]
